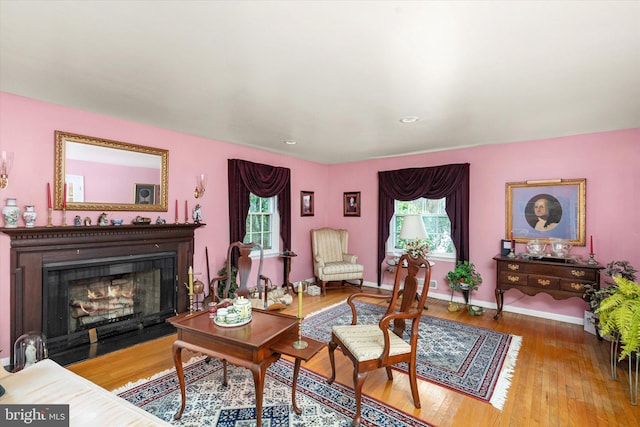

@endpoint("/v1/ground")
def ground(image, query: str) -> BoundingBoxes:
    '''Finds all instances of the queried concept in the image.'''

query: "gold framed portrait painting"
[506,178,586,246]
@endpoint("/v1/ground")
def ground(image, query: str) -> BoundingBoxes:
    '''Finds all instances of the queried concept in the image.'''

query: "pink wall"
[327,129,640,320]
[1,91,638,355]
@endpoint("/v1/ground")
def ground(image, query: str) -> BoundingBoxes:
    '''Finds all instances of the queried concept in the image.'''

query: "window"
[244,194,279,256]
[388,198,454,259]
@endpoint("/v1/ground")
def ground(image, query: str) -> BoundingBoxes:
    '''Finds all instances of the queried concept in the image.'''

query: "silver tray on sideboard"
[521,254,580,264]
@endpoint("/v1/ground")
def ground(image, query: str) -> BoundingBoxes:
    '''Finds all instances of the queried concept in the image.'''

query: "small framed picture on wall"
[343,192,361,217]
[134,183,156,205]
[301,191,314,216]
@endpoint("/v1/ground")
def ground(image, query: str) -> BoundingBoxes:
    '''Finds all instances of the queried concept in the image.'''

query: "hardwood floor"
[68,286,639,426]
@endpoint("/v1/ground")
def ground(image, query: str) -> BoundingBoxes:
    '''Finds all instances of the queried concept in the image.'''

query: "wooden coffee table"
[168,309,324,425]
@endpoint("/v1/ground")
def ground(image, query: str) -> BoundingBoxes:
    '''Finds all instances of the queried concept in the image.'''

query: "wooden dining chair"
[326,253,432,427]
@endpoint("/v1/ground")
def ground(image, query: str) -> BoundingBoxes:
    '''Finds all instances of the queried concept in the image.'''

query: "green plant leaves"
[445,260,483,292]
[596,275,640,359]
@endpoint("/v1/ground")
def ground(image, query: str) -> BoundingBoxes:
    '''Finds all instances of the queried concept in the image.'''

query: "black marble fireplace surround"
[2,224,202,366]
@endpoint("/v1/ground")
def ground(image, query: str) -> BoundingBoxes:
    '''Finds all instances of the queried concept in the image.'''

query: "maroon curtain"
[377,163,470,285]
[228,159,291,252]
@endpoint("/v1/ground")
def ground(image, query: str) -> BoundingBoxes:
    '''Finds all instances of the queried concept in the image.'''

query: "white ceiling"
[1,1,639,164]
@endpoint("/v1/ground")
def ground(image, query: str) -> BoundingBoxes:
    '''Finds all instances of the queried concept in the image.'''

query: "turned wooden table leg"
[494,288,504,320]
[172,342,186,420]
[291,358,303,415]
[250,364,267,427]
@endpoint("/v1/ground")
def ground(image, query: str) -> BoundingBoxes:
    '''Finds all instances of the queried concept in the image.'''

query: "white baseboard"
[361,281,584,325]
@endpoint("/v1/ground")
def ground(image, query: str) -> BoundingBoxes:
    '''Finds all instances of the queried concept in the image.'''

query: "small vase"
[459,282,471,305]
[22,205,37,228]
[2,197,20,228]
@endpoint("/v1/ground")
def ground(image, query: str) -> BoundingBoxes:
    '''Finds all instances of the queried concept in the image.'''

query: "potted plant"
[583,260,637,338]
[446,260,483,308]
[596,274,640,360]
[216,264,238,299]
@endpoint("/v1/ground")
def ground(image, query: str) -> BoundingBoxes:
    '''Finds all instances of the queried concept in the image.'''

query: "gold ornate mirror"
[54,131,168,211]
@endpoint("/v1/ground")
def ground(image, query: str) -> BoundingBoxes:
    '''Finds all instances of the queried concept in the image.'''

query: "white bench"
[0,358,170,426]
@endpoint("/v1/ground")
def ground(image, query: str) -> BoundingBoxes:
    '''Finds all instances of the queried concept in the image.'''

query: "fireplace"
[3,224,202,366]
[43,253,177,357]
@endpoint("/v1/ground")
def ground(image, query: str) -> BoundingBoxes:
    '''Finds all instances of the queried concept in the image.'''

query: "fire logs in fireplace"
[70,278,138,328]
[43,254,175,361]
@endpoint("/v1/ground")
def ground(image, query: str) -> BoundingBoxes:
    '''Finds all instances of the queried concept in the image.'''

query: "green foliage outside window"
[394,198,454,254]
[245,194,274,249]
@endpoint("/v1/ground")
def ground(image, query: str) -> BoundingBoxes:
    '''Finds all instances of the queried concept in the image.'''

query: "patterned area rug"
[302,300,521,409]
[114,356,434,427]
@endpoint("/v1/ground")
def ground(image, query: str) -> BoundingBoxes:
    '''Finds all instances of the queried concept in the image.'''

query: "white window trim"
[247,196,280,258]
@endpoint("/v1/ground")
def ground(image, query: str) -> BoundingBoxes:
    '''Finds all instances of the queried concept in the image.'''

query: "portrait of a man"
[525,194,562,232]
[300,191,314,216]
[347,197,356,212]
[506,179,585,245]
[343,192,360,216]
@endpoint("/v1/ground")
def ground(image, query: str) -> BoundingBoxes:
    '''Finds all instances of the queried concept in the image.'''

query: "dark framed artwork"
[506,178,586,246]
[134,183,156,205]
[343,191,361,217]
[500,239,513,257]
[301,191,314,216]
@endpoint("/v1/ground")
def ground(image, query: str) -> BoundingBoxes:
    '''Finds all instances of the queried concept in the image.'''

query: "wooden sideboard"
[493,255,604,319]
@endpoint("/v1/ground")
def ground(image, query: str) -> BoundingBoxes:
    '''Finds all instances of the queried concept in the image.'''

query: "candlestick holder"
[292,317,308,349]
[507,248,516,258]
[61,209,67,227]
[587,253,597,265]
[184,283,194,314]
[46,208,53,227]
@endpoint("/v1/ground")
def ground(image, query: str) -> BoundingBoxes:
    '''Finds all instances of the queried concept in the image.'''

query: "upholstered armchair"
[310,228,364,296]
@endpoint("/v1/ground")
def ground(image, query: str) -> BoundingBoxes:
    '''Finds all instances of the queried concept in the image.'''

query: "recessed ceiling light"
[399,116,420,123]
[283,140,297,145]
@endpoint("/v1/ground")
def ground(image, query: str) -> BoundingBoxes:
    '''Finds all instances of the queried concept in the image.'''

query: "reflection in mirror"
[54,131,168,211]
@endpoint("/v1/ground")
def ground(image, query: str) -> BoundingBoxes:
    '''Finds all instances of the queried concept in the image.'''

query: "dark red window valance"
[377,163,470,285]
[228,159,291,252]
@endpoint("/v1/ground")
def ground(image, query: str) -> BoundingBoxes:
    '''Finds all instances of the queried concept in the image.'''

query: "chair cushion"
[333,325,411,362]
[322,262,364,275]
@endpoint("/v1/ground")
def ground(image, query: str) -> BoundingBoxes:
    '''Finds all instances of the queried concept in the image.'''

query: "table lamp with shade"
[399,214,429,259]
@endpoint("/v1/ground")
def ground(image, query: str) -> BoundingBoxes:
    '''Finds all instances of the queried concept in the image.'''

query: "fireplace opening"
[43,252,177,364]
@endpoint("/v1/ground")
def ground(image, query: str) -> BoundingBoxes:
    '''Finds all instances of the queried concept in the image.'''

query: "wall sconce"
[0,151,14,189]
[194,173,207,198]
